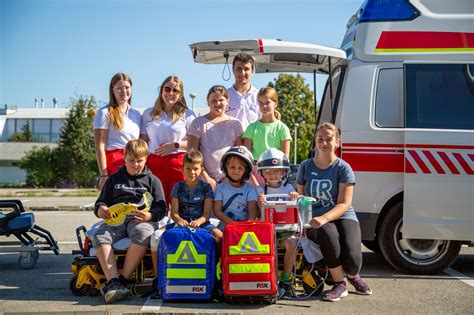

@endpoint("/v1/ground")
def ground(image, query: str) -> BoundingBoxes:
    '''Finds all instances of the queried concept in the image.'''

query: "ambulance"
[189,0,473,274]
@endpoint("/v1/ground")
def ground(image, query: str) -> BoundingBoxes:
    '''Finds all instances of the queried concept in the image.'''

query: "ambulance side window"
[375,68,403,128]
[405,64,474,130]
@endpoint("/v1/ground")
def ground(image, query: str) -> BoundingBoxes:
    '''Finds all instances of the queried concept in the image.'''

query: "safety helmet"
[220,146,254,182]
[257,148,290,186]
[257,148,290,171]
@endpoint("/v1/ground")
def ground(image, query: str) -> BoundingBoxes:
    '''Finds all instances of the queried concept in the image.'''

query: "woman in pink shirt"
[141,76,196,206]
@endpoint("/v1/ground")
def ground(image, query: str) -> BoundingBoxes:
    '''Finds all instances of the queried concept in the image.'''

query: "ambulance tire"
[378,201,462,275]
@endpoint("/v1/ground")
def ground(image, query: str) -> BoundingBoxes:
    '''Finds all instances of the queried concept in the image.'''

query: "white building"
[0,105,68,184]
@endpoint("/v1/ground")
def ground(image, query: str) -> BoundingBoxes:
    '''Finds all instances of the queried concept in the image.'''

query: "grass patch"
[0,189,99,197]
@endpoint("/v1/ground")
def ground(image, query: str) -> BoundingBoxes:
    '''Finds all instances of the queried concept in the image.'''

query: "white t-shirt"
[226,85,259,131]
[93,105,141,150]
[187,115,243,181]
[140,107,196,154]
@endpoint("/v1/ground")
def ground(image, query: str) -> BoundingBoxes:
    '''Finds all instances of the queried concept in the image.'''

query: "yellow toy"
[104,192,152,226]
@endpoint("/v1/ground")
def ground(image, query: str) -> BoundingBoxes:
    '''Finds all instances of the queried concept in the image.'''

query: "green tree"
[268,74,317,163]
[18,146,59,187]
[8,121,34,142]
[57,96,97,187]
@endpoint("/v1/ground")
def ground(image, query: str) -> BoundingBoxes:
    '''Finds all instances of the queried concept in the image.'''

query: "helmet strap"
[226,174,244,185]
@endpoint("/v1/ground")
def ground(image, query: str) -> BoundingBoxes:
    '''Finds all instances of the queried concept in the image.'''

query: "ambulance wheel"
[69,275,91,296]
[18,250,38,269]
[378,201,462,275]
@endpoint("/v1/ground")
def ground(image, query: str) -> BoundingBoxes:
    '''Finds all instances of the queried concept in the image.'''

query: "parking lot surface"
[0,209,473,315]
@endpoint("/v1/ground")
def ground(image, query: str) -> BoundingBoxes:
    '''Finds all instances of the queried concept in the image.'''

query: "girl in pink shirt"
[187,85,243,190]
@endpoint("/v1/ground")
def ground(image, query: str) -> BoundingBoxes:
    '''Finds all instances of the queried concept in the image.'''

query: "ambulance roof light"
[358,0,420,23]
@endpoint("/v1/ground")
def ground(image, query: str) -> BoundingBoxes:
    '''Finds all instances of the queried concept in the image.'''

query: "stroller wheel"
[18,250,38,269]
[69,275,91,296]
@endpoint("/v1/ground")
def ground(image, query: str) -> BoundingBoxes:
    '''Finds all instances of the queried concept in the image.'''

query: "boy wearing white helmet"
[214,146,258,231]
[257,148,298,300]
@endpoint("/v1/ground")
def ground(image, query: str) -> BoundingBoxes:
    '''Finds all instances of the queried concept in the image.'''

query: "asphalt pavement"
[0,195,473,314]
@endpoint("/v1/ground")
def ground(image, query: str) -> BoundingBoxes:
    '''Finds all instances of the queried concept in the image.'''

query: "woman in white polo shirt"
[93,73,141,190]
[140,75,196,206]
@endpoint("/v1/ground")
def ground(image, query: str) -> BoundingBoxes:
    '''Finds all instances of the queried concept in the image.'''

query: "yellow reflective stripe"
[167,241,207,264]
[229,263,270,274]
[166,268,206,279]
[229,232,270,255]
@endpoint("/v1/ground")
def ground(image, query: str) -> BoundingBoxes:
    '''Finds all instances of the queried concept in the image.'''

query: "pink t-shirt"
[187,115,243,181]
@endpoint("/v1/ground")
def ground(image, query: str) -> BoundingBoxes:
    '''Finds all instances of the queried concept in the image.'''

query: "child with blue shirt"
[148,149,221,299]
[169,149,222,240]
[214,146,258,230]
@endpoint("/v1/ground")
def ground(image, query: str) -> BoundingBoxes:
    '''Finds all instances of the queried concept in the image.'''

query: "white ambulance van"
[190,0,473,274]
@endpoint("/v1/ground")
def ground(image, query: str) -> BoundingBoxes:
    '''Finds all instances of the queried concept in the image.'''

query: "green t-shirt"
[242,120,291,160]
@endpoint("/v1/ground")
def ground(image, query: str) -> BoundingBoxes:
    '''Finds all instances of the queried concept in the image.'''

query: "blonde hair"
[207,85,229,100]
[108,73,132,130]
[183,149,204,167]
[151,76,188,123]
[125,139,148,159]
[258,87,281,120]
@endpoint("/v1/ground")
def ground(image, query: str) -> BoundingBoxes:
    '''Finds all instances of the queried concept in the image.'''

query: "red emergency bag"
[221,221,277,304]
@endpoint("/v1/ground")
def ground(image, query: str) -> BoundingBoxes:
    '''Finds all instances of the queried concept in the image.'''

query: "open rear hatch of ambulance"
[189,39,347,74]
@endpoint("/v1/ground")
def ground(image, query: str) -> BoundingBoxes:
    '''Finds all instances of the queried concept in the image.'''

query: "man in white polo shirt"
[226,53,260,131]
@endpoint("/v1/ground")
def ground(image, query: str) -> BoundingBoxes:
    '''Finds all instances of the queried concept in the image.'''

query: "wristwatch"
[174,142,179,149]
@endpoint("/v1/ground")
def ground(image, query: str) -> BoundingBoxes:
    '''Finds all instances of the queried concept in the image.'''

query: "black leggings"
[307,219,362,275]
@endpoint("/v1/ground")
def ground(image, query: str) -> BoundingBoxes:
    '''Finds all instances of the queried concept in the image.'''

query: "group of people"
[91,53,371,304]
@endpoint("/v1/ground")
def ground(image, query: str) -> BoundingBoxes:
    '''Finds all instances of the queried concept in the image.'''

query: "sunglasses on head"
[163,86,181,94]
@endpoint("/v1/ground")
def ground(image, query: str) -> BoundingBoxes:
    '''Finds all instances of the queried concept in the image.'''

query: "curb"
[28,206,94,212]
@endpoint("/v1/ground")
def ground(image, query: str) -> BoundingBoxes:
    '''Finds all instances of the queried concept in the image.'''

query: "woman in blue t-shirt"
[296,122,372,302]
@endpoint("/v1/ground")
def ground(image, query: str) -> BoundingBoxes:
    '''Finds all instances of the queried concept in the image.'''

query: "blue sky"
[0,0,362,114]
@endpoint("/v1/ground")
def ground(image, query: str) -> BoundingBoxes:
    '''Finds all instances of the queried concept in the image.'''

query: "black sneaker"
[119,274,135,287]
[148,277,161,299]
[100,280,130,304]
[278,281,295,300]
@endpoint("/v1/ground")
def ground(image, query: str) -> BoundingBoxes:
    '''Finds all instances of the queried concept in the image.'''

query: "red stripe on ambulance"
[342,143,474,175]
[422,150,445,174]
[376,31,474,49]
[453,153,474,175]
[437,151,460,175]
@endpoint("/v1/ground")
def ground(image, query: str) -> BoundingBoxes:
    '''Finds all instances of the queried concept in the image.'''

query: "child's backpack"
[221,221,277,304]
[158,227,216,300]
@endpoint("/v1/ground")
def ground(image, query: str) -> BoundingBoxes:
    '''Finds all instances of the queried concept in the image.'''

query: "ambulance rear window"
[405,64,474,130]
[375,68,403,128]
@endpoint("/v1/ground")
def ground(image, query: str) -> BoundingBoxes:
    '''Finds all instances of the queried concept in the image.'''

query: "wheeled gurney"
[0,199,60,269]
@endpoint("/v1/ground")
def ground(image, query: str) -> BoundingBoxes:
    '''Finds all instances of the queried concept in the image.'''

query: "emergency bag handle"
[262,194,294,205]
